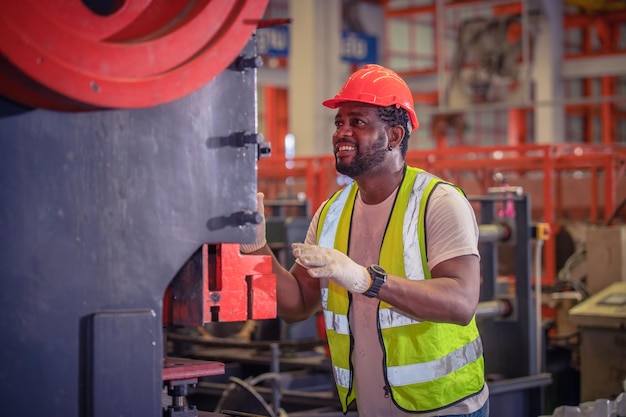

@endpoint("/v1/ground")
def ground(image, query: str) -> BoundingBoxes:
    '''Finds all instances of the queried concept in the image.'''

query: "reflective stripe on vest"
[317,167,485,413]
[322,288,421,336]
[386,336,483,386]
[331,333,483,389]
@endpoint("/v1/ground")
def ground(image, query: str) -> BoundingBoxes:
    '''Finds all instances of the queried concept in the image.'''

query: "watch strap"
[364,265,387,298]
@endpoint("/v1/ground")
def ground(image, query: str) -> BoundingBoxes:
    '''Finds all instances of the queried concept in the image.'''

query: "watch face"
[365,265,387,298]
[370,265,386,276]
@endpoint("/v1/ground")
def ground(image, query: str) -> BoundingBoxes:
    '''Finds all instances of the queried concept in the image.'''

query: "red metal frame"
[382,1,626,144]
[262,86,289,158]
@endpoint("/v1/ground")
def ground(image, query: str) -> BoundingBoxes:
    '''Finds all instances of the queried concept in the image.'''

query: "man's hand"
[240,192,267,253]
[292,243,371,293]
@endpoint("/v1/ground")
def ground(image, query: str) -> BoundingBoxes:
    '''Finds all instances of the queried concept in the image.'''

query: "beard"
[336,132,387,178]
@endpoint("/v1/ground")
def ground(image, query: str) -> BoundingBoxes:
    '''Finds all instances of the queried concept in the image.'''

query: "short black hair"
[377,105,411,157]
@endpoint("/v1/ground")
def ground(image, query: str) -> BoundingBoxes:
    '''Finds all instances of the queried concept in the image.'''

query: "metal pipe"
[476,300,511,320]
[487,186,524,196]
[436,0,446,108]
[534,239,544,374]
[521,0,531,104]
[270,342,280,417]
[478,224,511,243]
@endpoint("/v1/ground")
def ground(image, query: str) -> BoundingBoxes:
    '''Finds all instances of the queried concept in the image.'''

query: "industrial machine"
[473,190,553,417]
[0,2,275,417]
[569,281,626,403]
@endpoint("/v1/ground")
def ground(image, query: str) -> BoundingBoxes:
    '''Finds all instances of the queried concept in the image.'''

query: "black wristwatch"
[364,265,387,298]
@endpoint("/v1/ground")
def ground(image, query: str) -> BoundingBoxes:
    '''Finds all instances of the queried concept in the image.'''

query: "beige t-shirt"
[304,183,489,417]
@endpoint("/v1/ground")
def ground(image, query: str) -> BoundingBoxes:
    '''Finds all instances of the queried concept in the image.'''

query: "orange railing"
[258,144,626,284]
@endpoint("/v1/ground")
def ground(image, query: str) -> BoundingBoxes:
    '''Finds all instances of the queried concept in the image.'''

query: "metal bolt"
[236,211,263,226]
[235,55,263,71]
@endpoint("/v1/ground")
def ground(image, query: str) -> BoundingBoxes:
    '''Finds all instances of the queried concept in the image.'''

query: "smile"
[335,144,357,155]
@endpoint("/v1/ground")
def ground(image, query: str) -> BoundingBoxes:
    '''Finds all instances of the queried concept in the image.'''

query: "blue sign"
[257,27,378,64]
[341,30,377,64]
[257,26,290,57]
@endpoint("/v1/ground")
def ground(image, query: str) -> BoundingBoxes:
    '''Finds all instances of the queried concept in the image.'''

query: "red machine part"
[163,357,225,381]
[0,0,268,110]
[164,243,277,325]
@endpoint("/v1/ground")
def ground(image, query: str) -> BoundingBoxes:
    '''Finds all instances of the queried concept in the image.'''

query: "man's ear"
[389,125,405,147]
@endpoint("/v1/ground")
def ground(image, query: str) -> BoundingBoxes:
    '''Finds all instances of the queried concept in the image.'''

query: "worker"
[241,64,489,417]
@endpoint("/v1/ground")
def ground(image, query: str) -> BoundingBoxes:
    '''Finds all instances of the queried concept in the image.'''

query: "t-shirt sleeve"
[303,202,325,245]
[425,183,480,270]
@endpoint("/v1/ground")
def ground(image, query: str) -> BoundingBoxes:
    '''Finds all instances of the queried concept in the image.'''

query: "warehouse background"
[0,1,624,417]
[255,0,626,285]
[253,1,626,415]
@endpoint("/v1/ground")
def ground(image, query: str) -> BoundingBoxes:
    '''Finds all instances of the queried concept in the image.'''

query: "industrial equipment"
[569,281,626,403]
[0,2,274,417]
[473,190,553,417]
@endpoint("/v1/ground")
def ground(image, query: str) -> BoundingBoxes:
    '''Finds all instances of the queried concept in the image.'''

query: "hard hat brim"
[322,98,358,109]
[322,97,419,131]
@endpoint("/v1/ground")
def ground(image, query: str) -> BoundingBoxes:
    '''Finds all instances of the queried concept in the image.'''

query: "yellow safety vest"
[317,166,485,413]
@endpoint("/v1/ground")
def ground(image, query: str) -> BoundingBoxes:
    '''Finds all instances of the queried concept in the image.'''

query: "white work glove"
[240,192,267,253]
[292,243,371,293]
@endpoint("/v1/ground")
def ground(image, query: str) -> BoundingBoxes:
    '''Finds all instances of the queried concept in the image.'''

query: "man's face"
[332,102,388,179]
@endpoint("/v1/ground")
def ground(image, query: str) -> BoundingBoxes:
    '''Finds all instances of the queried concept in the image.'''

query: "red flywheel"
[0,0,268,110]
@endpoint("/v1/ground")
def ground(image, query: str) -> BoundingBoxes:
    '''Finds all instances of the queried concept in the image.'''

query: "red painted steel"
[164,243,276,326]
[163,356,225,381]
[216,243,277,322]
[0,0,268,110]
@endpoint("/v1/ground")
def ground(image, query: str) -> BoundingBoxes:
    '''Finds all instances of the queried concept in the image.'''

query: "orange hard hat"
[322,64,419,130]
